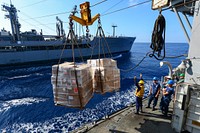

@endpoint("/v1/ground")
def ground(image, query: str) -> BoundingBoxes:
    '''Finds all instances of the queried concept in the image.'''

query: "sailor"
[160,80,174,117]
[146,77,161,111]
[177,73,185,84]
[163,75,171,88]
[134,74,145,114]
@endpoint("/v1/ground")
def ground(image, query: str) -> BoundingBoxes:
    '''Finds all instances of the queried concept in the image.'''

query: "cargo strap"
[69,16,83,109]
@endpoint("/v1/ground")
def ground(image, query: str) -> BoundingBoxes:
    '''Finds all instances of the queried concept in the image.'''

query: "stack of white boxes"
[51,62,93,108]
[87,58,120,94]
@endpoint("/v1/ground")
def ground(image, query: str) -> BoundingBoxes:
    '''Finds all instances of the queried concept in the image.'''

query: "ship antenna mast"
[2,3,21,42]
[112,24,117,37]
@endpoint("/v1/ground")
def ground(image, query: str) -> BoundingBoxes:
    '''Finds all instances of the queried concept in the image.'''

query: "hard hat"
[180,73,185,77]
[138,80,144,84]
[153,77,158,81]
[167,80,174,85]
[165,75,172,79]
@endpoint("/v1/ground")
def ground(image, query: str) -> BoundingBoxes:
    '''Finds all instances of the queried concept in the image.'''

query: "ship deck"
[73,96,177,133]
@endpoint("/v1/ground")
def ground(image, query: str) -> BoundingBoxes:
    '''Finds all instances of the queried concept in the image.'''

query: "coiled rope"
[149,12,166,60]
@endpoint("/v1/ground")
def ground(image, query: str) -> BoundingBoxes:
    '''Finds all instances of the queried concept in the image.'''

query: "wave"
[0,97,48,113]
[112,54,122,59]
[2,81,151,132]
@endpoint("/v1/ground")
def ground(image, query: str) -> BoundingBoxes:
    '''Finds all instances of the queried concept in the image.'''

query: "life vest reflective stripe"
[135,86,144,98]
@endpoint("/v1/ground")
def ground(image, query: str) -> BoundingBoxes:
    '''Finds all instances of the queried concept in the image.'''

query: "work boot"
[135,112,139,115]
[146,106,150,108]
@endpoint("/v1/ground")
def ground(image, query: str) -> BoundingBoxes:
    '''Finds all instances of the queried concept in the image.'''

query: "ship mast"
[112,24,117,37]
[2,4,21,42]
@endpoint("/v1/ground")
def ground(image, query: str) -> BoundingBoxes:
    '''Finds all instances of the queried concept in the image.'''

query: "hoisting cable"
[120,51,152,72]
[54,31,70,105]
[165,54,187,58]
[98,26,104,93]
[149,10,166,60]
[69,16,83,109]
[70,28,84,63]
[97,18,113,58]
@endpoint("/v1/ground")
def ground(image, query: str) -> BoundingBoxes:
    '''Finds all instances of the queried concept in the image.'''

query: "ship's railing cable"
[149,11,166,60]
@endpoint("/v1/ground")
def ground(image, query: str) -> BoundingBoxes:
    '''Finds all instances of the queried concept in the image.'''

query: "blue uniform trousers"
[147,94,158,108]
[160,96,170,116]
[136,96,143,113]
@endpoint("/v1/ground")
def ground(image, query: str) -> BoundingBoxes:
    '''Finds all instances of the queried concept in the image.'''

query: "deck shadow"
[134,118,177,133]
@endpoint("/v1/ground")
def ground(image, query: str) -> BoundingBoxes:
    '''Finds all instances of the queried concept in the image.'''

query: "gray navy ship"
[0,4,135,66]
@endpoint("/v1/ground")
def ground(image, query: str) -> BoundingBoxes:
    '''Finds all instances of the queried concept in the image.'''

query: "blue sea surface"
[0,42,188,132]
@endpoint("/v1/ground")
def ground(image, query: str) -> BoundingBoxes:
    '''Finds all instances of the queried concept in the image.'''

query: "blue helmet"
[167,80,174,85]
[153,77,158,81]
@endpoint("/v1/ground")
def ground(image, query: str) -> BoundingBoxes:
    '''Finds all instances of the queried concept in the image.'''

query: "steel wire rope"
[97,29,104,93]
[20,0,48,9]
[19,17,65,46]
[54,32,70,104]
[101,0,125,15]
[120,51,152,72]
[100,35,106,58]
[101,0,152,16]
[165,54,187,58]
[81,25,94,49]
[19,11,55,33]
[95,18,113,58]
[22,0,107,21]
[70,27,83,109]
[71,28,85,63]
[101,26,113,58]
[89,25,102,60]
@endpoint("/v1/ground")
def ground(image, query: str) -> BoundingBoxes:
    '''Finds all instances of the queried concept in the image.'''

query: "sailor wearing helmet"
[160,80,175,117]
[146,77,161,111]
[134,74,145,114]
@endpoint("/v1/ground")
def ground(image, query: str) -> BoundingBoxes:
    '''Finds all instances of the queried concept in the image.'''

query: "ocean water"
[0,42,188,132]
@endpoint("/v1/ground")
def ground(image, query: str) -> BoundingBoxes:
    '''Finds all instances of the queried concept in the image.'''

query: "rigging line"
[101,0,152,16]
[20,0,48,9]
[23,11,71,20]
[102,0,125,15]
[120,51,152,72]
[101,28,113,58]
[20,11,55,32]
[165,54,187,58]
[90,0,108,7]
[72,31,84,62]
[22,0,106,21]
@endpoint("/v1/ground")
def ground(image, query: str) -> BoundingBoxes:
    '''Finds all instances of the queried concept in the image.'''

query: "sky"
[0,0,193,42]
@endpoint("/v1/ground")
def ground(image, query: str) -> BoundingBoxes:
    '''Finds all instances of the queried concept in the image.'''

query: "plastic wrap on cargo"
[51,62,93,108]
[87,58,120,94]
